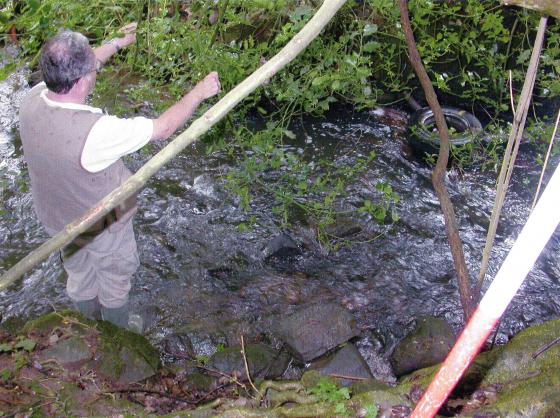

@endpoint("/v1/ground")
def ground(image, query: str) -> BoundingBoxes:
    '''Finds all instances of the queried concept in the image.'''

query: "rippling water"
[1,58,559,380]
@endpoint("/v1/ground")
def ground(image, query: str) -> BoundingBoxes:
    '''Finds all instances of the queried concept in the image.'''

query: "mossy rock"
[46,380,145,417]
[38,336,92,365]
[181,372,215,392]
[21,310,89,334]
[0,315,28,335]
[397,318,560,417]
[390,316,455,377]
[93,320,160,384]
[20,311,160,385]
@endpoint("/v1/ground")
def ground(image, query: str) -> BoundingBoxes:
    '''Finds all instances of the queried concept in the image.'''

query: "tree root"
[201,380,328,417]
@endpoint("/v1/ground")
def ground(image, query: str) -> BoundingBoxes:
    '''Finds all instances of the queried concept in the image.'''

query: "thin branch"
[509,70,516,117]
[398,0,474,321]
[531,108,560,211]
[476,16,548,296]
[240,335,260,397]
[532,336,560,359]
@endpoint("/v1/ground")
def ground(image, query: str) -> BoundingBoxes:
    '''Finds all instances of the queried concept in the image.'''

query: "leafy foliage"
[308,377,351,415]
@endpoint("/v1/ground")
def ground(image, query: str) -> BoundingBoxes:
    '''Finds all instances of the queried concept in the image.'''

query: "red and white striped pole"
[411,161,560,417]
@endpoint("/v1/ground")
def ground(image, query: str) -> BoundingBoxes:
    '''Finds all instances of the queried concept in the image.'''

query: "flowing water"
[1,59,560,381]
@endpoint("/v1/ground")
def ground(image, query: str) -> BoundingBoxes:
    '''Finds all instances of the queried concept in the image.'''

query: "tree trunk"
[0,0,348,292]
[501,0,560,18]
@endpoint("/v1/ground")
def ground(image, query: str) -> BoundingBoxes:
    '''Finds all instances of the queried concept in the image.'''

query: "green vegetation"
[1,0,559,244]
[307,377,352,416]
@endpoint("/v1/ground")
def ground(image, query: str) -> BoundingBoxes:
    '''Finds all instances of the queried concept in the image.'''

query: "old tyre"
[407,107,483,157]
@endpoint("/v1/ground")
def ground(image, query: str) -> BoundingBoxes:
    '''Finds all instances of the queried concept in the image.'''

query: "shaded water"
[1,63,560,381]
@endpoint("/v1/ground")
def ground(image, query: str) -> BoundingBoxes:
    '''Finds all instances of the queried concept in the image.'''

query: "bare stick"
[476,16,548,295]
[532,336,560,359]
[509,70,516,117]
[531,108,560,211]
[0,0,348,292]
[398,0,474,320]
[240,335,260,397]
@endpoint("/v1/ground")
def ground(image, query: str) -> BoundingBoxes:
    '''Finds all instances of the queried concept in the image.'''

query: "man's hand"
[115,22,137,49]
[151,72,221,141]
[193,72,221,101]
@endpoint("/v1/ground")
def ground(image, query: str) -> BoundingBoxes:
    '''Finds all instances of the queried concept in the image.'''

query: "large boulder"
[390,316,455,376]
[277,303,360,362]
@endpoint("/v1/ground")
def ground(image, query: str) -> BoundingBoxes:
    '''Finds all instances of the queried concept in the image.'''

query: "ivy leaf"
[15,338,36,352]
[27,0,41,13]
[0,343,13,352]
[363,41,380,53]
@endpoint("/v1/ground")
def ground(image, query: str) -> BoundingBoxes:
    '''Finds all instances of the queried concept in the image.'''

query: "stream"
[1,55,560,382]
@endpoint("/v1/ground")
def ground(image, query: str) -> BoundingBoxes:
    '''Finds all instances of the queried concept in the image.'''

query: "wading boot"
[101,302,144,333]
[101,301,129,329]
[74,297,101,321]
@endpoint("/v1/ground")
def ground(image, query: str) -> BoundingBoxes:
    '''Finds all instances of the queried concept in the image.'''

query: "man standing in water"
[19,23,220,330]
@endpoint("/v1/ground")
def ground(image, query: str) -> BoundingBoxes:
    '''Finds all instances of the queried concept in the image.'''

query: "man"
[19,23,220,329]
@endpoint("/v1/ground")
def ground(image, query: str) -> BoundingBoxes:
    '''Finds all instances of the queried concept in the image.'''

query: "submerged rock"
[308,342,375,386]
[276,302,360,362]
[263,232,302,260]
[207,343,290,380]
[390,315,455,376]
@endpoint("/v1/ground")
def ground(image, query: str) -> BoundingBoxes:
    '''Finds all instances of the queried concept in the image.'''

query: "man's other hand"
[117,22,138,49]
[194,72,221,101]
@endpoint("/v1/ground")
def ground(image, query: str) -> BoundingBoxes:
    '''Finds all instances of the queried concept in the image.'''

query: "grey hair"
[39,31,96,94]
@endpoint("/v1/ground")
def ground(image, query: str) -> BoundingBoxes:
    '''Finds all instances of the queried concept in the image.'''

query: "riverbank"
[1,310,559,416]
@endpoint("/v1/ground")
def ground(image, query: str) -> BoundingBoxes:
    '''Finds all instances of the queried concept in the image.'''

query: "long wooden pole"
[501,0,560,18]
[0,0,348,292]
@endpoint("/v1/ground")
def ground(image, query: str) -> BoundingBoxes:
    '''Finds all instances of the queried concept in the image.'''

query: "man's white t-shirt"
[39,85,153,173]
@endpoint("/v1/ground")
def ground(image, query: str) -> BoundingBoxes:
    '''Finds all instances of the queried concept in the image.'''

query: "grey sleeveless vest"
[19,84,136,234]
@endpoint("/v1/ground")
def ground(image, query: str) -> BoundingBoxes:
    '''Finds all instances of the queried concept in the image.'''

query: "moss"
[20,310,88,334]
[95,337,125,380]
[0,315,28,335]
[396,319,560,417]
[96,320,160,371]
[301,370,329,389]
[462,371,560,417]
[54,380,145,417]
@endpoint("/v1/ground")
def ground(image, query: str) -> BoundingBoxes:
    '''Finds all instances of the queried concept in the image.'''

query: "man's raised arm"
[94,22,137,65]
